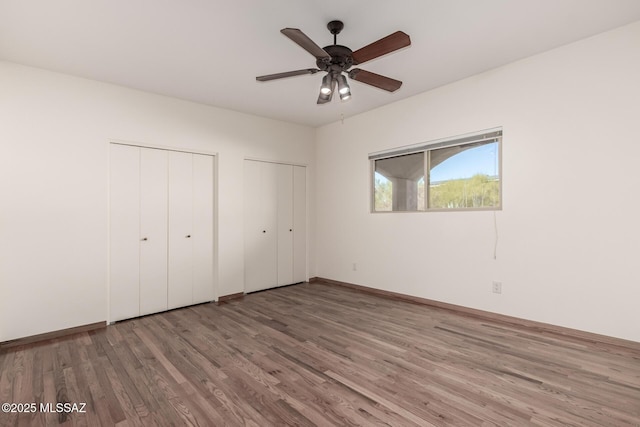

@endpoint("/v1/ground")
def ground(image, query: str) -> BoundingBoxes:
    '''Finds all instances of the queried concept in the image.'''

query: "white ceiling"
[2,1,640,127]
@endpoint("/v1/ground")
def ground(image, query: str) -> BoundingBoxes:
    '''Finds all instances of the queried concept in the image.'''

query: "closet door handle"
[262,230,266,233]
[289,229,292,232]
[141,237,148,241]
[186,235,191,238]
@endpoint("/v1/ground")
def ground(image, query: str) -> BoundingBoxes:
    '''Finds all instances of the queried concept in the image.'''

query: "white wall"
[315,21,640,343]
[0,62,315,342]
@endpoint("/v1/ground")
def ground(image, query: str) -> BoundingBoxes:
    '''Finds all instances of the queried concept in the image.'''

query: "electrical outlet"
[492,281,502,294]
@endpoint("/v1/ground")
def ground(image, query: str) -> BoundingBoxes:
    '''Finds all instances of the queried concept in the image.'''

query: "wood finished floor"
[1,282,639,426]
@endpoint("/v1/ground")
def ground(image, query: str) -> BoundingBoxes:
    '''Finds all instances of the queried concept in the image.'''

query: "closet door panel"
[168,151,193,309]
[192,154,215,303]
[293,165,307,283]
[277,164,294,286]
[261,162,279,289]
[109,144,141,321]
[244,160,262,292]
[139,148,168,316]
[244,160,277,292]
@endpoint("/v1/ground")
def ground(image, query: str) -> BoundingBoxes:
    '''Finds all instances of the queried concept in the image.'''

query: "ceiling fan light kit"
[320,74,333,95]
[256,20,411,104]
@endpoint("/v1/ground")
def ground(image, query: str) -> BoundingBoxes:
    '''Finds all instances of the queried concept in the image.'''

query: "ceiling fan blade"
[349,69,403,92]
[352,31,411,65]
[256,68,320,82]
[281,28,331,61]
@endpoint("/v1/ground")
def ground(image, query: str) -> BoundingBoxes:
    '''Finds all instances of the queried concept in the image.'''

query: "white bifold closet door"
[292,165,306,283]
[168,151,193,310]
[244,160,306,293]
[139,148,169,316]
[168,151,215,310]
[244,160,278,292]
[277,163,294,286]
[191,154,215,304]
[109,144,215,322]
[109,144,141,322]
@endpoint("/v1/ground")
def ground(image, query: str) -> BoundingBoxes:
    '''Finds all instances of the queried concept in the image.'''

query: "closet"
[244,160,306,293]
[109,143,215,322]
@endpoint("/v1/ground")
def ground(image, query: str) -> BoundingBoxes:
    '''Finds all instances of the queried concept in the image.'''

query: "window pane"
[429,141,500,209]
[374,172,392,211]
[374,152,424,212]
[417,176,425,211]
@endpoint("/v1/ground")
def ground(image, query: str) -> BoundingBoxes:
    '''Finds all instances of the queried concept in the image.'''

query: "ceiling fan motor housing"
[317,45,353,74]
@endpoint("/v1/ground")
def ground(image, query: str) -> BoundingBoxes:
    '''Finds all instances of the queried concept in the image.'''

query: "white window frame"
[370,128,502,213]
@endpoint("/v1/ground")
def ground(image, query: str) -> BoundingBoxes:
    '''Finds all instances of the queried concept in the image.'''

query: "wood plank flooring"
[1,282,639,426]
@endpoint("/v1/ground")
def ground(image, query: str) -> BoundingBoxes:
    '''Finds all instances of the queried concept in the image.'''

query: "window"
[374,152,424,211]
[370,129,501,212]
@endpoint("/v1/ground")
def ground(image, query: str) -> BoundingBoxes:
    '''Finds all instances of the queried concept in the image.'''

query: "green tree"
[430,174,499,209]
[374,175,392,211]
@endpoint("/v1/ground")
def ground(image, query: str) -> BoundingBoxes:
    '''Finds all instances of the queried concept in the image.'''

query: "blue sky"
[430,142,499,182]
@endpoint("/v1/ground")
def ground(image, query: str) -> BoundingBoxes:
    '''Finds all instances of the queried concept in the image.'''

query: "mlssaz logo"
[40,402,87,413]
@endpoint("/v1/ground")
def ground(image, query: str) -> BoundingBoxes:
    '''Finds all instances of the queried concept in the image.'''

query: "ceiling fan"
[256,20,411,104]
